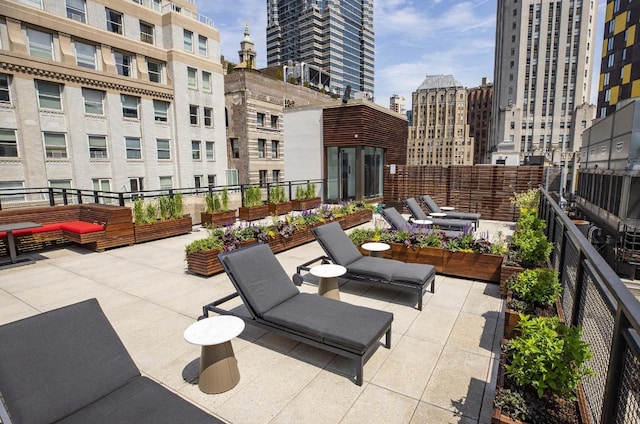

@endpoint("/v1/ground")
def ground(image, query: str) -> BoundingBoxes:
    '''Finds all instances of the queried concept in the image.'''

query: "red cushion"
[9,223,63,237]
[60,220,104,234]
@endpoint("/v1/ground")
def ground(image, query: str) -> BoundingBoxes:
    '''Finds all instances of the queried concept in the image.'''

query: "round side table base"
[199,341,240,394]
[318,277,340,300]
[369,251,384,258]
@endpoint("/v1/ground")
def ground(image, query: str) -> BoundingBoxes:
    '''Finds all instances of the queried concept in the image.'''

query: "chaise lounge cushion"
[421,195,481,223]
[262,293,393,353]
[347,256,435,286]
[61,220,105,234]
[310,223,363,266]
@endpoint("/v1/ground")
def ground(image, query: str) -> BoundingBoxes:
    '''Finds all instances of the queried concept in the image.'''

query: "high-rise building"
[408,75,474,166]
[490,0,597,165]
[266,0,374,98]
[467,78,493,165]
[0,0,227,193]
[389,94,406,115]
[597,0,640,118]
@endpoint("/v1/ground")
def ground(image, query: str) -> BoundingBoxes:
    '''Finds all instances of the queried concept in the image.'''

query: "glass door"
[326,147,356,202]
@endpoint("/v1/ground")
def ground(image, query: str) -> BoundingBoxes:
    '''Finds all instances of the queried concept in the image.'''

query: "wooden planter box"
[267,201,293,216]
[504,293,566,340]
[291,197,321,211]
[238,205,269,221]
[343,210,373,229]
[200,210,236,228]
[186,249,224,277]
[134,216,192,244]
[500,264,525,296]
[267,226,315,254]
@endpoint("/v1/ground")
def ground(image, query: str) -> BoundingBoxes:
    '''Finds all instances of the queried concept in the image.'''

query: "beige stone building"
[408,75,473,166]
[0,0,227,195]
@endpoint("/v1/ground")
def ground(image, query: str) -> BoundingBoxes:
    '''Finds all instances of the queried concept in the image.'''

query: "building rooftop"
[416,75,464,91]
[0,217,512,423]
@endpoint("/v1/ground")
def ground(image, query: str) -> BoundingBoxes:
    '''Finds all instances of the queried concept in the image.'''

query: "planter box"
[186,249,224,277]
[238,205,269,221]
[500,264,525,296]
[267,227,315,254]
[267,201,293,216]
[201,210,236,228]
[343,210,373,229]
[504,293,566,340]
[134,216,192,244]
[291,197,321,211]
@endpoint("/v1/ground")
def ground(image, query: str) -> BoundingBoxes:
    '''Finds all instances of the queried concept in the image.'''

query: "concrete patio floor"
[0,218,512,424]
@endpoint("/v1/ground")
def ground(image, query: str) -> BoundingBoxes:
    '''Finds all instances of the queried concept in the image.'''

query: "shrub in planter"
[509,268,561,310]
[269,184,287,204]
[243,185,263,208]
[205,188,230,214]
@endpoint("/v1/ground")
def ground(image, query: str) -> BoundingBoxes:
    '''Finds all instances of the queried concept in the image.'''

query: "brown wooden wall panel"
[384,165,544,222]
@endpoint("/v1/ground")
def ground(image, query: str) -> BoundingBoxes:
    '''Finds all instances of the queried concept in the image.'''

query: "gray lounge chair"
[379,206,463,239]
[310,221,435,310]
[0,298,222,424]
[203,243,393,386]
[403,197,474,231]
[420,195,481,226]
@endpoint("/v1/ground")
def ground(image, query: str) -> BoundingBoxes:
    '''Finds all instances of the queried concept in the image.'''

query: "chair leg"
[385,328,392,349]
[356,357,364,386]
[417,290,423,311]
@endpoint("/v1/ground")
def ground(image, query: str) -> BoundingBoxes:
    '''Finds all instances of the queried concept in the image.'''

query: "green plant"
[269,184,287,204]
[145,202,157,223]
[204,192,223,213]
[348,228,375,247]
[493,388,538,422]
[170,193,183,219]
[184,234,223,257]
[509,268,561,307]
[506,316,594,399]
[490,231,508,255]
[295,185,307,200]
[243,186,263,208]
[511,227,553,267]
[133,198,145,224]
[305,182,316,199]
[133,198,157,224]
[511,188,541,211]
[221,187,229,211]
[416,231,444,248]
[158,196,171,220]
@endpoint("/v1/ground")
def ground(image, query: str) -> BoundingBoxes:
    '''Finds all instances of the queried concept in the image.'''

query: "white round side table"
[361,242,391,258]
[440,206,456,211]
[184,315,245,394]
[310,264,347,300]
[411,219,433,226]
[429,212,448,218]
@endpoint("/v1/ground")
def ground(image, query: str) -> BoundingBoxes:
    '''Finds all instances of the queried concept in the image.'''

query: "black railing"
[540,189,640,424]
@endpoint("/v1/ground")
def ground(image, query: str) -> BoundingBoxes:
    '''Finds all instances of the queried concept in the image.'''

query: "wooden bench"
[0,204,134,256]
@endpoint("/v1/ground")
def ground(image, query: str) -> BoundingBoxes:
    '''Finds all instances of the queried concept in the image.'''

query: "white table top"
[440,206,456,211]
[361,242,391,252]
[310,263,347,278]
[411,219,433,225]
[184,315,245,346]
[429,212,448,218]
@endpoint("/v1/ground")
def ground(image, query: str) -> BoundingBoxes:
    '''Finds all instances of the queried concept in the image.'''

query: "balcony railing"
[540,189,640,424]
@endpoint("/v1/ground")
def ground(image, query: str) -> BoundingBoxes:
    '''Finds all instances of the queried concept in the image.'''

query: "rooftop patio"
[0,217,513,424]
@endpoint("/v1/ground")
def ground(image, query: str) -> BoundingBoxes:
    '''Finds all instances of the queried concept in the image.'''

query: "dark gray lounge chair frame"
[201,243,392,386]
[0,298,222,424]
[420,195,481,226]
[379,206,463,239]
[306,222,435,310]
[403,197,475,231]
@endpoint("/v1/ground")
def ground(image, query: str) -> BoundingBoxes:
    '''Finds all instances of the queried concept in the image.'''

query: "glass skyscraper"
[266,0,374,98]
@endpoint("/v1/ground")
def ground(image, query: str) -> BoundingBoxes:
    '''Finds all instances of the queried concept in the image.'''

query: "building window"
[75,41,96,69]
[198,35,208,56]
[157,139,170,160]
[114,52,132,76]
[226,169,238,185]
[202,71,211,92]
[183,30,193,52]
[36,81,62,110]
[203,107,213,127]
[27,28,53,60]
[129,177,144,192]
[66,0,85,22]
[17,0,42,7]
[159,176,172,190]
[187,67,197,89]
[88,135,107,159]
[206,141,215,160]
[153,100,168,122]
[271,140,279,158]
[121,95,139,118]
[272,169,280,183]
[192,140,201,160]
[43,132,67,159]
[125,137,141,159]
[106,9,123,34]
[147,60,162,83]
[194,175,203,188]
[271,115,278,129]
[259,170,268,186]
[0,129,18,157]
[258,139,266,158]
[82,88,104,114]
[190,105,199,125]
[230,139,239,158]
[0,74,11,103]
[140,21,154,44]
[207,174,217,186]
[257,113,265,127]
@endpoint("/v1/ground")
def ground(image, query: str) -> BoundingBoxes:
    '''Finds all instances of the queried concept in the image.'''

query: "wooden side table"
[361,242,391,258]
[310,264,346,300]
[184,315,245,394]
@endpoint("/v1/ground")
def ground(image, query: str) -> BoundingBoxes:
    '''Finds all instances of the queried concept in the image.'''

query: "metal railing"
[540,189,640,424]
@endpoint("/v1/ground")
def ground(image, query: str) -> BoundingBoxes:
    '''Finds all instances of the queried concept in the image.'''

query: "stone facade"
[467,78,493,164]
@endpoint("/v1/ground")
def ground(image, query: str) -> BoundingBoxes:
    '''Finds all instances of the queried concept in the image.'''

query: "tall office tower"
[490,0,597,165]
[266,0,374,98]
[467,78,493,165]
[597,0,640,118]
[0,0,228,193]
[389,94,406,115]
[407,75,474,166]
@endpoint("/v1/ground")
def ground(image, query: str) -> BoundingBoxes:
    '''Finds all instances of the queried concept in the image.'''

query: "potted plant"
[504,268,562,339]
[201,188,236,227]
[133,194,192,243]
[291,182,321,211]
[238,185,269,221]
[494,315,594,423]
[267,184,292,215]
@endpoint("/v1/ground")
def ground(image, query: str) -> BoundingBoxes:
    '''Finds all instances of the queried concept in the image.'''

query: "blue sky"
[196,0,605,109]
